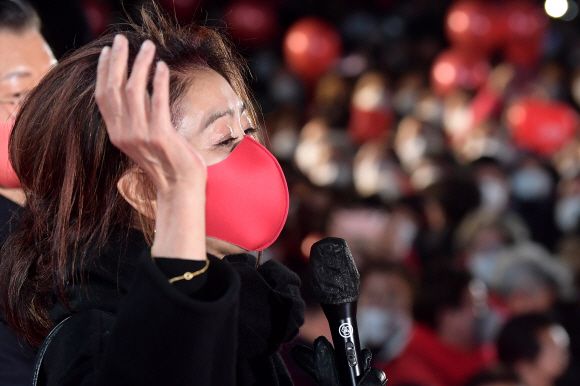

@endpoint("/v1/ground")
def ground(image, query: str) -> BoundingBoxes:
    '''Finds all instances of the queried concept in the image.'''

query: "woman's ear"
[117,167,157,220]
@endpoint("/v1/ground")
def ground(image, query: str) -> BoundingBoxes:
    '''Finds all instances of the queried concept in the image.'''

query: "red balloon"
[500,0,547,66]
[507,98,579,157]
[445,0,503,54]
[283,17,342,84]
[159,0,201,23]
[430,49,491,96]
[225,1,278,48]
[82,0,112,37]
[504,39,542,67]
[502,0,548,42]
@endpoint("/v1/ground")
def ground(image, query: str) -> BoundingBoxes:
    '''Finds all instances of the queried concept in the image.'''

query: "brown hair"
[0,5,260,347]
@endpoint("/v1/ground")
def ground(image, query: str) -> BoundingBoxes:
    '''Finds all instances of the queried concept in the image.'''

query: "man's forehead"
[0,30,54,78]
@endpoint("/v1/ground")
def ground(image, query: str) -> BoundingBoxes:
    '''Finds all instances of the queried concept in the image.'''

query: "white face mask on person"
[511,167,553,201]
[478,176,509,211]
[357,307,412,361]
[467,249,502,286]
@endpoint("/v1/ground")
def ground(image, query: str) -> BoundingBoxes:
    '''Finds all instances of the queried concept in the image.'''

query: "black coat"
[0,195,35,386]
[37,228,304,386]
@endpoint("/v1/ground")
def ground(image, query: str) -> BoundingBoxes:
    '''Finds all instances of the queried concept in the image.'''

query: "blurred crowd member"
[325,205,391,265]
[497,313,570,386]
[454,209,530,286]
[464,367,519,386]
[379,269,494,386]
[414,171,481,270]
[325,202,421,269]
[0,1,54,384]
[393,115,447,177]
[491,242,573,316]
[469,157,512,214]
[357,262,415,363]
[509,156,560,250]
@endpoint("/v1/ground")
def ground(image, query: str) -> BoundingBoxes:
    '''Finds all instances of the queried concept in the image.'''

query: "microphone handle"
[321,302,364,386]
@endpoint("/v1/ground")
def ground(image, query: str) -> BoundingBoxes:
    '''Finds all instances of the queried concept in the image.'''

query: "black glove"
[291,336,387,386]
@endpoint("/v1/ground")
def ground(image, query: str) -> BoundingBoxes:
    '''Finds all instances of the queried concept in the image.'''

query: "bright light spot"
[434,62,457,85]
[448,10,470,32]
[287,31,308,54]
[545,0,569,18]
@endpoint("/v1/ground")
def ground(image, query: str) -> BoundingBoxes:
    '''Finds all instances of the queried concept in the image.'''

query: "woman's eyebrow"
[202,108,234,130]
[201,102,247,131]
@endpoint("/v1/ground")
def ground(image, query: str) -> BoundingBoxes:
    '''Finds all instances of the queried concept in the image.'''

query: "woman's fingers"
[125,40,156,130]
[94,36,204,191]
[151,61,172,135]
[95,46,111,107]
[106,35,129,121]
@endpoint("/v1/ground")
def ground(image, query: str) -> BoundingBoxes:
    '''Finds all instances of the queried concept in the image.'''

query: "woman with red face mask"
[0,4,309,385]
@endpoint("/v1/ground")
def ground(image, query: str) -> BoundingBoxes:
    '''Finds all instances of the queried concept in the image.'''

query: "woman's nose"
[229,123,246,151]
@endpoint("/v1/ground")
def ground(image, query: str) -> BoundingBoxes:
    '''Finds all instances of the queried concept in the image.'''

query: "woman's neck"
[0,187,25,206]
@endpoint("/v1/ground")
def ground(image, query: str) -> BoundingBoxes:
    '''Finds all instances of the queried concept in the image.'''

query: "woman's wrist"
[153,184,207,261]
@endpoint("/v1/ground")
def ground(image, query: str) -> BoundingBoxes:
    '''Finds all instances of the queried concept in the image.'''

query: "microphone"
[309,237,363,386]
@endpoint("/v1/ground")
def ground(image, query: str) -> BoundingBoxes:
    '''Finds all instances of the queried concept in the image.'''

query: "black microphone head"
[309,237,360,305]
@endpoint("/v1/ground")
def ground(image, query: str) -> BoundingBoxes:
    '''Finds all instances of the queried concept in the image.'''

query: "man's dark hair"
[422,170,481,226]
[496,313,556,367]
[0,0,40,32]
[360,261,417,300]
[413,268,472,329]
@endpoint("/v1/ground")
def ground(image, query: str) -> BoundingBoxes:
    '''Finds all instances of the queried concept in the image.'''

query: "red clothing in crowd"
[377,324,496,386]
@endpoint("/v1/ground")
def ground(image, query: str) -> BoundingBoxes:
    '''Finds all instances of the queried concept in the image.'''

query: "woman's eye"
[216,128,256,147]
[12,91,28,104]
[218,137,237,147]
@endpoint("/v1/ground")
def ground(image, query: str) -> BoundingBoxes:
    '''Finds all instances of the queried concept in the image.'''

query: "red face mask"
[206,135,289,251]
[0,121,20,188]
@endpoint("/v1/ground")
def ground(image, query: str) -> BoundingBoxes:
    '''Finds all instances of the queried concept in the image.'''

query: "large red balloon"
[283,17,342,84]
[159,0,201,23]
[445,0,503,54]
[225,1,278,48]
[503,0,547,42]
[507,98,579,157]
[430,49,491,96]
[501,0,547,66]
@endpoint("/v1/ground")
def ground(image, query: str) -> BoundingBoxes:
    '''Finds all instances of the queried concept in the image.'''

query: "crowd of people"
[249,1,580,386]
[1,0,580,386]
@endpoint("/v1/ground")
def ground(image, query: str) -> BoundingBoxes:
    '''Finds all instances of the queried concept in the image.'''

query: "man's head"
[497,313,569,383]
[414,268,486,350]
[0,0,55,121]
[357,262,415,359]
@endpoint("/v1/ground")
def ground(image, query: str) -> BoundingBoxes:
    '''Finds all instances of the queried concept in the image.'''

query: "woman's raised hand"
[95,35,207,261]
[95,35,207,195]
